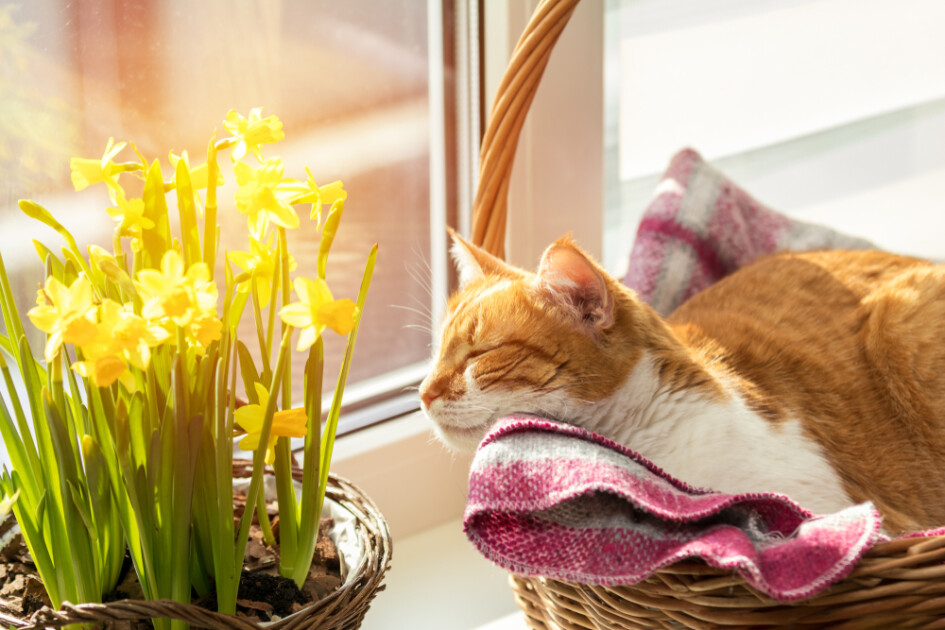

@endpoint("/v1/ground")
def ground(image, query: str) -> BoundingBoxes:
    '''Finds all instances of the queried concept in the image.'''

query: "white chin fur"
[430,420,489,453]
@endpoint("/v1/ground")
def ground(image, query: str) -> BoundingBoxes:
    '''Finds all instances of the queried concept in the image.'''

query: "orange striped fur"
[420,231,945,534]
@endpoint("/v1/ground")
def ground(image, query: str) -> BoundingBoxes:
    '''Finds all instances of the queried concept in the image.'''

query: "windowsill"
[331,410,474,540]
[332,414,525,628]
[358,517,525,630]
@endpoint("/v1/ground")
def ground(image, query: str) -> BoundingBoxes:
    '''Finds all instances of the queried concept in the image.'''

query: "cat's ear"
[448,227,522,288]
[535,237,614,334]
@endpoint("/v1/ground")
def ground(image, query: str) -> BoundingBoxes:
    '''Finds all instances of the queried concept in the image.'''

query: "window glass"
[0,1,445,428]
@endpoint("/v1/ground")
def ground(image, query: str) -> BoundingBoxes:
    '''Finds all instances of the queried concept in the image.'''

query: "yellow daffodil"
[186,313,223,354]
[234,382,307,465]
[27,275,97,362]
[70,137,142,203]
[100,299,168,370]
[72,299,169,388]
[294,167,346,228]
[279,276,357,351]
[135,250,217,326]
[233,158,300,235]
[72,353,130,390]
[223,108,285,162]
[106,195,153,249]
[227,232,296,306]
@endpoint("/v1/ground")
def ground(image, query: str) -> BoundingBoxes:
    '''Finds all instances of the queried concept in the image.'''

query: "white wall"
[604,0,945,274]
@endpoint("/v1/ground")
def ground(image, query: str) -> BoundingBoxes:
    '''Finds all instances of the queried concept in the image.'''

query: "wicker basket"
[472,1,945,627]
[3,463,391,630]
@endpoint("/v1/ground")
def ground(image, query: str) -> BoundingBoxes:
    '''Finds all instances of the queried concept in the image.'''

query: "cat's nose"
[419,391,436,409]
[419,380,443,409]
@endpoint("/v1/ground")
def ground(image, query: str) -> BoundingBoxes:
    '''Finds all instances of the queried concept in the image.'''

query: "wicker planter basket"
[2,463,391,630]
[472,1,945,628]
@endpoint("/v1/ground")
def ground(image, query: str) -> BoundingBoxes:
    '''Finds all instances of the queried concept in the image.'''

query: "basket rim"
[7,465,391,630]
[508,531,945,628]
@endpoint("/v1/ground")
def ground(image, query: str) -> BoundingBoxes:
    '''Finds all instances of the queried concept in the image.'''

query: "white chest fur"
[581,354,853,516]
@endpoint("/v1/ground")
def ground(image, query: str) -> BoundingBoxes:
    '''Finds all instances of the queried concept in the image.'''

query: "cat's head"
[420,230,644,453]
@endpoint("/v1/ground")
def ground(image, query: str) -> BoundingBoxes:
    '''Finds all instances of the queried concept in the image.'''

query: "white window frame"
[333,0,605,540]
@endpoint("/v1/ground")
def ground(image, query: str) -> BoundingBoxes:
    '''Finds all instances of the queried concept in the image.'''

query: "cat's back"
[669,249,930,326]
[667,250,941,362]
[666,249,945,532]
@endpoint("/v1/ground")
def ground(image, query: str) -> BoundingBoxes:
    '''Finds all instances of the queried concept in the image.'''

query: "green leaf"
[67,479,95,538]
[130,462,159,601]
[203,135,221,278]
[317,199,344,280]
[0,345,41,491]
[60,253,80,287]
[234,329,292,571]
[318,244,376,506]
[0,389,39,509]
[32,241,64,279]
[291,336,324,586]
[226,281,250,332]
[0,252,29,363]
[296,244,375,586]
[128,392,149,471]
[236,341,260,402]
[40,390,98,605]
[9,483,61,607]
[18,199,66,236]
[209,342,240,614]
[141,159,172,269]
[19,200,93,280]
[81,434,116,578]
[175,159,202,268]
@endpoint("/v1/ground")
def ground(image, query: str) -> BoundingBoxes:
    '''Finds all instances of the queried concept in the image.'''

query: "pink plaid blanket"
[624,148,874,315]
[463,149,885,601]
[465,416,882,601]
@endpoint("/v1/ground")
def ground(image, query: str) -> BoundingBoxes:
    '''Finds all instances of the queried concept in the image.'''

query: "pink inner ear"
[538,245,614,330]
[540,246,603,292]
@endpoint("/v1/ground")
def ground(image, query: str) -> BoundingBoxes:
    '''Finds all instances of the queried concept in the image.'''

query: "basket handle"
[470,0,581,261]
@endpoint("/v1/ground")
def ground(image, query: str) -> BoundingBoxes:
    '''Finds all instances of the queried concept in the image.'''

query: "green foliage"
[0,109,375,628]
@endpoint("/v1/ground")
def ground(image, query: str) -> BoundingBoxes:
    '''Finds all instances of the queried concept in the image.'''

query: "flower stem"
[234,328,292,567]
[255,482,275,546]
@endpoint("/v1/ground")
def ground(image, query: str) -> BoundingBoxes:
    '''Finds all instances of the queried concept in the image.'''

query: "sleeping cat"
[419,229,945,535]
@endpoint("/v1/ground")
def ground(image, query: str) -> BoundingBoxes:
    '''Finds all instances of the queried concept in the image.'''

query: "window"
[0,1,460,433]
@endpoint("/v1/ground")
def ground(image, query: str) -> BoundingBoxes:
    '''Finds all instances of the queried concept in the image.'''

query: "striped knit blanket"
[464,149,884,601]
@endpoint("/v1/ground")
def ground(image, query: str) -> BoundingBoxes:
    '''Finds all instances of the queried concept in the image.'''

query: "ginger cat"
[420,230,945,535]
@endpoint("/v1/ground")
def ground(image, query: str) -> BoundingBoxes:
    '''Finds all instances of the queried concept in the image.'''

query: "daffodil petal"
[135,269,167,295]
[279,302,311,328]
[161,250,184,279]
[296,326,318,352]
[70,157,104,190]
[311,277,335,304]
[234,405,263,433]
[318,299,357,336]
[27,306,59,333]
[253,382,269,407]
[44,331,63,363]
[238,433,261,451]
[92,355,127,388]
[266,201,299,230]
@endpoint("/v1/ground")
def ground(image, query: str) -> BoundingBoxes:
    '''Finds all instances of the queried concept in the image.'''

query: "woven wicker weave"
[5,462,391,630]
[472,1,945,627]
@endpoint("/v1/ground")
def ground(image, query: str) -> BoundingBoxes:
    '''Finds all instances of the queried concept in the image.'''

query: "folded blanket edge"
[463,505,885,603]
